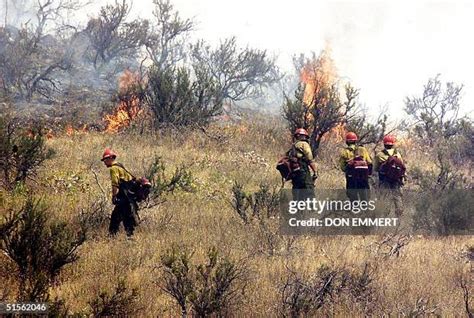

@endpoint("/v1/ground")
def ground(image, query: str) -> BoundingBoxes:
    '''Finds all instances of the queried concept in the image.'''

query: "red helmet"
[101,148,117,161]
[139,177,152,187]
[345,132,358,142]
[294,128,309,137]
[383,135,396,145]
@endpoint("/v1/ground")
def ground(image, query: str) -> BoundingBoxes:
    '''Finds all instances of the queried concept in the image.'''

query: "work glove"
[312,173,318,182]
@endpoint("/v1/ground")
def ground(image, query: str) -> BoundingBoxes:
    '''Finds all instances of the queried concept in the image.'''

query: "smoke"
[163,0,473,118]
[1,0,38,28]
[319,1,474,119]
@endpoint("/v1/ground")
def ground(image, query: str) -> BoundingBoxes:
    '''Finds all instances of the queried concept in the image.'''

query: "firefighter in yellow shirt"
[288,128,317,200]
[339,132,372,201]
[101,148,137,237]
[374,135,405,187]
[374,135,405,216]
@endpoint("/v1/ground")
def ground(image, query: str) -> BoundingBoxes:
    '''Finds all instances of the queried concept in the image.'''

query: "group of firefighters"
[288,127,405,214]
[101,128,406,238]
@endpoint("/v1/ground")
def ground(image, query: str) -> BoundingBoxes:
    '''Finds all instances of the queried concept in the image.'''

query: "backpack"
[276,157,292,181]
[379,150,406,183]
[276,143,305,181]
[113,163,152,203]
[346,156,369,181]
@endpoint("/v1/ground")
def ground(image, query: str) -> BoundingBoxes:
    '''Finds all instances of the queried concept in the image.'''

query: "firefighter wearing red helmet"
[101,148,138,238]
[287,128,317,199]
[339,132,373,201]
[374,135,406,216]
[374,135,405,182]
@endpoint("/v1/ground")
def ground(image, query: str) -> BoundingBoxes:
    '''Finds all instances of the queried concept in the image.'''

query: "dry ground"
[1,115,472,316]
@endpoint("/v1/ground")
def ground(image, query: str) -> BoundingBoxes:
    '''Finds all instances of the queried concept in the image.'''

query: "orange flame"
[65,124,74,136]
[64,124,88,136]
[300,45,337,106]
[300,45,347,143]
[104,70,143,133]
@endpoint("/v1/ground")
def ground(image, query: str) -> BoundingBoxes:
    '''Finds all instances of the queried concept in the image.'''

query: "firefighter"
[101,148,138,238]
[374,135,405,187]
[374,135,405,216]
[339,132,372,201]
[289,128,317,200]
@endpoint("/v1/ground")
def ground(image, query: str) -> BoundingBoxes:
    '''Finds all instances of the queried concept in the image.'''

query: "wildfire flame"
[65,124,88,136]
[65,124,74,136]
[104,70,143,133]
[300,45,337,106]
[300,45,346,143]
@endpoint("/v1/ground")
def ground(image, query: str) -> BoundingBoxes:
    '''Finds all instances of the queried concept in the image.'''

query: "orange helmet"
[383,135,396,146]
[101,148,117,161]
[345,132,358,142]
[294,128,309,137]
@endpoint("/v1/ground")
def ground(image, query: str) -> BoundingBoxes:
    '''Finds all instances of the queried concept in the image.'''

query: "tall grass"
[1,115,472,316]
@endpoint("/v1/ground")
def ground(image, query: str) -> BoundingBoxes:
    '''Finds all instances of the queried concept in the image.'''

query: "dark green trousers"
[109,200,138,237]
[291,166,314,201]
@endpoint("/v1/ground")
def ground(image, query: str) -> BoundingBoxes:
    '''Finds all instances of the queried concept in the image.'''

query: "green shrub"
[0,109,54,190]
[0,197,86,301]
[159,245,248,317]
[89,279,141,317]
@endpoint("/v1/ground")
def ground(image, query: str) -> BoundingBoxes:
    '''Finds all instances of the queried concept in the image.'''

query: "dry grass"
[1,115,473,316]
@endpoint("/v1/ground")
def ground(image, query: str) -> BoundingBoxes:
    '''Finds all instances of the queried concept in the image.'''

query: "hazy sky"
[7,0,473,118]
[128,0,474,118]
[130,0,473,118]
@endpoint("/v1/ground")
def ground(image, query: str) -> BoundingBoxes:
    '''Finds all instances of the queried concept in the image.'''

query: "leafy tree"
[405,75,473,189]
[283,81,359,153]
[283,51,389,153]
[145,65,223,127]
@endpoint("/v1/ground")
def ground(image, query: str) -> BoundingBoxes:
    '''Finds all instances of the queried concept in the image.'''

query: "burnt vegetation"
[0,0,279,128]
[283,52,392,154]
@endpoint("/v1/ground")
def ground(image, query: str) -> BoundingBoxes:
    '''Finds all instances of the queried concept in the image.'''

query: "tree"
[405,74,465,146]
[84,0,149,68]
[190,37,280,102]
[283,51,390,153]
[405,75,472,189]
[144,65,223,127]
[283,52,358,152]
[345,108,390,146]
[144,0,193,69]
[0,0,85,100]
[283,82,359,153]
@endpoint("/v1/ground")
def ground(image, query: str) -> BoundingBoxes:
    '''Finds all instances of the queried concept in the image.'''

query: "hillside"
[1,115,471,316]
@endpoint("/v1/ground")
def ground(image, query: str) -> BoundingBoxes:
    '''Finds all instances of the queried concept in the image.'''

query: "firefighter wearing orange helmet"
[339,132,372,201]
[101,148,138,238]
[288,128,317,199]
